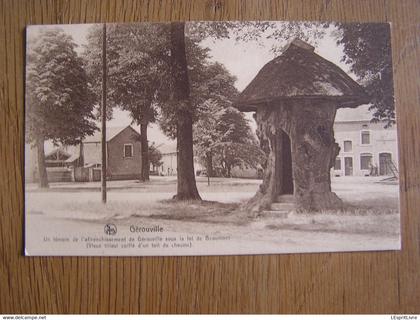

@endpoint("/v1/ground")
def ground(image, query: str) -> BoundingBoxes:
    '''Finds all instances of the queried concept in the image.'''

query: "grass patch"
[261,197,400,236]
[147,200,246,225]
[264,210,400,236]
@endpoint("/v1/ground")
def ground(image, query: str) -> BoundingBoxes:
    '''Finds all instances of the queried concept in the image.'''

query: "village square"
[24,21,400,255]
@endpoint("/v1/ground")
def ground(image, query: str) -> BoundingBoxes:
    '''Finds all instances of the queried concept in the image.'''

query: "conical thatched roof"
[235,39,370,112]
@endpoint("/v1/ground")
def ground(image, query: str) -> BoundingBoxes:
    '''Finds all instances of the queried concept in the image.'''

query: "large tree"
[168,22,201,200]
[157,35,212,138]
[165,21,328,200]
[191,62,264,177]
[82,21,329,200]
[336,23,395,127]
[26,28,96,188]
[83,24,171,181]
[195,106,265,178]
[148,142,163,172]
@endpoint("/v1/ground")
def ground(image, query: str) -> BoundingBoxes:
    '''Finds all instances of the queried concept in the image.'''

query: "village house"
[333,105,398,177]
[25,145,75,182]
[25,126,142,183]
[157,142,178,176]
[154,141,205,177]
[75,125,142,181]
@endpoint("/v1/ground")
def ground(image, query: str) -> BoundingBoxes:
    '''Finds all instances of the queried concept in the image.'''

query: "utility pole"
[101,23,107,203]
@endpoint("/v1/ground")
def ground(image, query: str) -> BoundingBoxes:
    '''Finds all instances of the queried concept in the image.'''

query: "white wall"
[333,120,398,176]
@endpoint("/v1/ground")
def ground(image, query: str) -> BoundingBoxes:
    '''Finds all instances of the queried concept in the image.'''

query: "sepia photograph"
[24,21,400,256]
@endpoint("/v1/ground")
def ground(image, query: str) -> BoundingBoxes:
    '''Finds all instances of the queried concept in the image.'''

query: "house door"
[92,168,101,181]
[379,153,392,175]
[344,157,353,176]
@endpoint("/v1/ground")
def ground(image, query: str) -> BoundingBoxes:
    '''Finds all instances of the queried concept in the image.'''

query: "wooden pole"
[101,23,107,203]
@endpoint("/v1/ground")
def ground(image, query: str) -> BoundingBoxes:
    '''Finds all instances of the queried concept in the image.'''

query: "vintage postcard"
[24,21,401,256]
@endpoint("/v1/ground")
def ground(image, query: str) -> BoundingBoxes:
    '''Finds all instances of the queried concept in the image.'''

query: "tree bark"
[36,136,49,188]
[290,103,342,212]
[245,101,343,214]
[226,164,232,178]
[78,142,84,167]
[140,121,150,181]
[205,152,213,177]
[170,22,201,201]
[245,108,281,213]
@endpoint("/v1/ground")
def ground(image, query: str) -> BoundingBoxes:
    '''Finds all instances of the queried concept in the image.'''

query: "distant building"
[154,142,204,176]
[333,105,398,177]
[157,142,178,176]
[25,145,76,183]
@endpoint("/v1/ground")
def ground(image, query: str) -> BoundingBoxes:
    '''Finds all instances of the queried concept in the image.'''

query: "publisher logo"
[104,223,117,235]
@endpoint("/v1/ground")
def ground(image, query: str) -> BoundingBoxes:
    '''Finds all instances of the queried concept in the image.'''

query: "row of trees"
[26,22,264,197]
[26,29,97,187]
[26,22,394,201]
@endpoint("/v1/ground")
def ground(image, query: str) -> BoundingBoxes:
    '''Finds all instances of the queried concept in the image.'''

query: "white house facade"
[333,106,398,177]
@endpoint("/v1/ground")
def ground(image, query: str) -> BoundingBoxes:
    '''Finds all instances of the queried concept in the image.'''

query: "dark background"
[0,0,419,314]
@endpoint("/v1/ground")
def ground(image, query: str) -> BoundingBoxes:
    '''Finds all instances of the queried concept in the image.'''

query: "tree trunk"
[245,101,343,214]
[226,164,232,178]
[170,22,201,201]
[36,136,49,188]
[140,121,150,181]
[205,152,213,177]
[78,142,84,167]
[245,108,282,213]
[290,103,342,212]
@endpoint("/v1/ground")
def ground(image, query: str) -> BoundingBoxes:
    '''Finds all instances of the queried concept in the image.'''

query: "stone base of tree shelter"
[245,101,344,214]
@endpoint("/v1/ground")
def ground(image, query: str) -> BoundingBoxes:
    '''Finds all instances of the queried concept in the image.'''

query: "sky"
[27,21,354,91]
[27,22,367,147]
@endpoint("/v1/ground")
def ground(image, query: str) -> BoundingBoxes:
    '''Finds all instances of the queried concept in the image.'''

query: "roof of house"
[44,148,71,159]
[157,142,177,154]
[146,124,177,154]
[234,38,370,112]
[335,104,373,122]
[64,153,81,163]
[83,125,140,143]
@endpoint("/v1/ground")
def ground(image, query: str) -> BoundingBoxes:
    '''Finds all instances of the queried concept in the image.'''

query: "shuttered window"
[124,144,133,157]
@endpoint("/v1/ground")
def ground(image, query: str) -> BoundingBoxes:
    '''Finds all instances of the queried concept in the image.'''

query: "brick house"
[25,126,143,183]
[79,125,142,181]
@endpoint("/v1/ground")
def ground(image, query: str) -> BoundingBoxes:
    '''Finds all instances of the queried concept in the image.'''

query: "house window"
[361,130,370,145]
[360,153,373,170]
[343,140,352,152]
[124,144,133,158]
[334,158,341,170]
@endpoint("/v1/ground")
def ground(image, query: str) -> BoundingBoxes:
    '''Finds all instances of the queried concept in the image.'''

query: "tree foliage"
[26,27,96,188]
[26,27,96,145]
[336,23,395,127]
[148,142,163,169]
[157,36,214,138]
[188,21,329,54]
[195,103,266,178]
[83,23,173,180]
[83,24,169,122]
